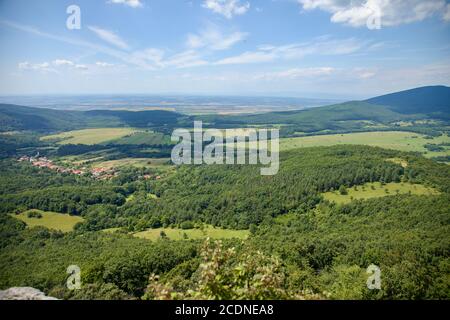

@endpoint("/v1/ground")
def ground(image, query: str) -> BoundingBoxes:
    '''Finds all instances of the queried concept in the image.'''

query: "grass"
[91,157,171,169]
[126,193,158,202]
[278,132,450,158]
[133,225,249,241]
[12,210,84,232]
[101,227,123,233]
[322,182,440,204]
[386,158,408,167]
[41,128,139,145]
[108,130,173,145]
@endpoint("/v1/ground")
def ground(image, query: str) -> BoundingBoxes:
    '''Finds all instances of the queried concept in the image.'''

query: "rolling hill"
[1,86,449,135]
[366,85,450,115]
[0,104,186,133]
[199,86,450,135]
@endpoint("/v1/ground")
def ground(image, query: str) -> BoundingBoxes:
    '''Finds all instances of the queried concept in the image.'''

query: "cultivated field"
[13,210,84,232]
[41,128,139,145]
[133,225,249,241]
[322,182,440,204]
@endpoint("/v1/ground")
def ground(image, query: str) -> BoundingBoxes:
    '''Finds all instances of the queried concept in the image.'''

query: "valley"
[0,86,449,300]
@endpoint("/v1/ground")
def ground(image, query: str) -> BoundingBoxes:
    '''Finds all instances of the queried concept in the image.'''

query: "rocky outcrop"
[0,287,58,300]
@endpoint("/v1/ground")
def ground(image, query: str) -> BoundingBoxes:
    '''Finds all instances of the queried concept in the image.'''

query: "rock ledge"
[0,287,58,300]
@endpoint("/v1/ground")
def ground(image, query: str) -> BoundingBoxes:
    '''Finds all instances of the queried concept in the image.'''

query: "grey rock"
[0,287,58,300]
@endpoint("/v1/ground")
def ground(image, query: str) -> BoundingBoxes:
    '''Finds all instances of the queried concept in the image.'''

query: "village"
[17,154,163,181]
[18,154,118,180]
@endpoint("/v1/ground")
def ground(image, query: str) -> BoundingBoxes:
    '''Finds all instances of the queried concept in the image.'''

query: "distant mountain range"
[0,86,449,134]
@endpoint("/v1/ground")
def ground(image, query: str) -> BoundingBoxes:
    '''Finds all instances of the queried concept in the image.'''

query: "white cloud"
[88,26,129,50]
[19,60,91,73]
[128,48,208,69]
[216,51,276,65]
[358,71,376,79]
[75,64,88,70]
[53,59,89,71]
[186,26,248,51]
[255,67,336,80]
[444,4,450,22]
[53,59,75,67]
[164,50,209,69]
[202,0,250,19]
[1,20,141,69]
[96,62,115,67]
[108,0,143,8]
[2,20,241,71]
[298,0,449,27]
[216,37,371,65]
[18,62,57,73]
[128,48,165,69]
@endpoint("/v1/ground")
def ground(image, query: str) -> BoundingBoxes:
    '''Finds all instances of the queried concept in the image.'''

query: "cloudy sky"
[0,0,449,98]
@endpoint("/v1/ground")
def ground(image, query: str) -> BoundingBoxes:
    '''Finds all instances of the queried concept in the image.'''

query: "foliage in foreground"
[144,239,319,300]
[0,145,449,299]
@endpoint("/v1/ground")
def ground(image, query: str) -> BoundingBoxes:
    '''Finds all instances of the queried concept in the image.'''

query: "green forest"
[0,144,449,300]
[0,87,449,300]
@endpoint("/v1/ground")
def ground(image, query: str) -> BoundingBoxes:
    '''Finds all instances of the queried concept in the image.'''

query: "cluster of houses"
[143,174,162,180]
[18,155,117,180]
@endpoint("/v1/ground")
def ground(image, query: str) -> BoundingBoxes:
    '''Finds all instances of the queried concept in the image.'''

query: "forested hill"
[198,86,450,135]
[0,104,186,132]
[366,85,450,114]
[0,104,89,132]
[1,85,449,134]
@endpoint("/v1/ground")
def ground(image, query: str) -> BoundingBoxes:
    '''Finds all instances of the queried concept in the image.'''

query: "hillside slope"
[199,86,450,134]
[366,85,450,114]
[0,104,185,133]
[1,86,449,134]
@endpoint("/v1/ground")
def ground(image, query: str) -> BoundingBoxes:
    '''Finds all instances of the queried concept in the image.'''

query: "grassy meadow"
[12,210,84,232]
[133,225,249,241]
[41,128,139,145]
[108,131,172,145]
[279,131,450,158]
[91,157,171,169]
[223,131,449,159]
[322,182,440,204]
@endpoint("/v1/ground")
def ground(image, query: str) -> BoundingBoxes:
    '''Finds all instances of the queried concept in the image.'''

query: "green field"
[12,210,84,232]
[91,157,171,169]
[322,182,440,204]
[133,225,249,241]
[109,130,172,145]
[126,193,158,203]
[280,131,450,157]
[279,131,450,158]
[226,131,449,159]
[41,128,139,145]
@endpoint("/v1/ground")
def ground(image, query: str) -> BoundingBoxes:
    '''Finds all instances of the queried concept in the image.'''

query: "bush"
[180,221,194,230]
[27,210,42,219]
[339,185,348,195]
[144,239,320,300]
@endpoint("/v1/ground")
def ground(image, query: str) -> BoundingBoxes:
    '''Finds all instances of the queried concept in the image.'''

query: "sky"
[0,0,449,99]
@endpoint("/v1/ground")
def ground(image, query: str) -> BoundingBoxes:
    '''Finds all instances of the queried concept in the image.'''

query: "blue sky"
[0,0,449,98]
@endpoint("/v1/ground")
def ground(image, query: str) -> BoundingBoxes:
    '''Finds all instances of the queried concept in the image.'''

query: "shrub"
[27,210,42,219]
[339,185,348,195]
